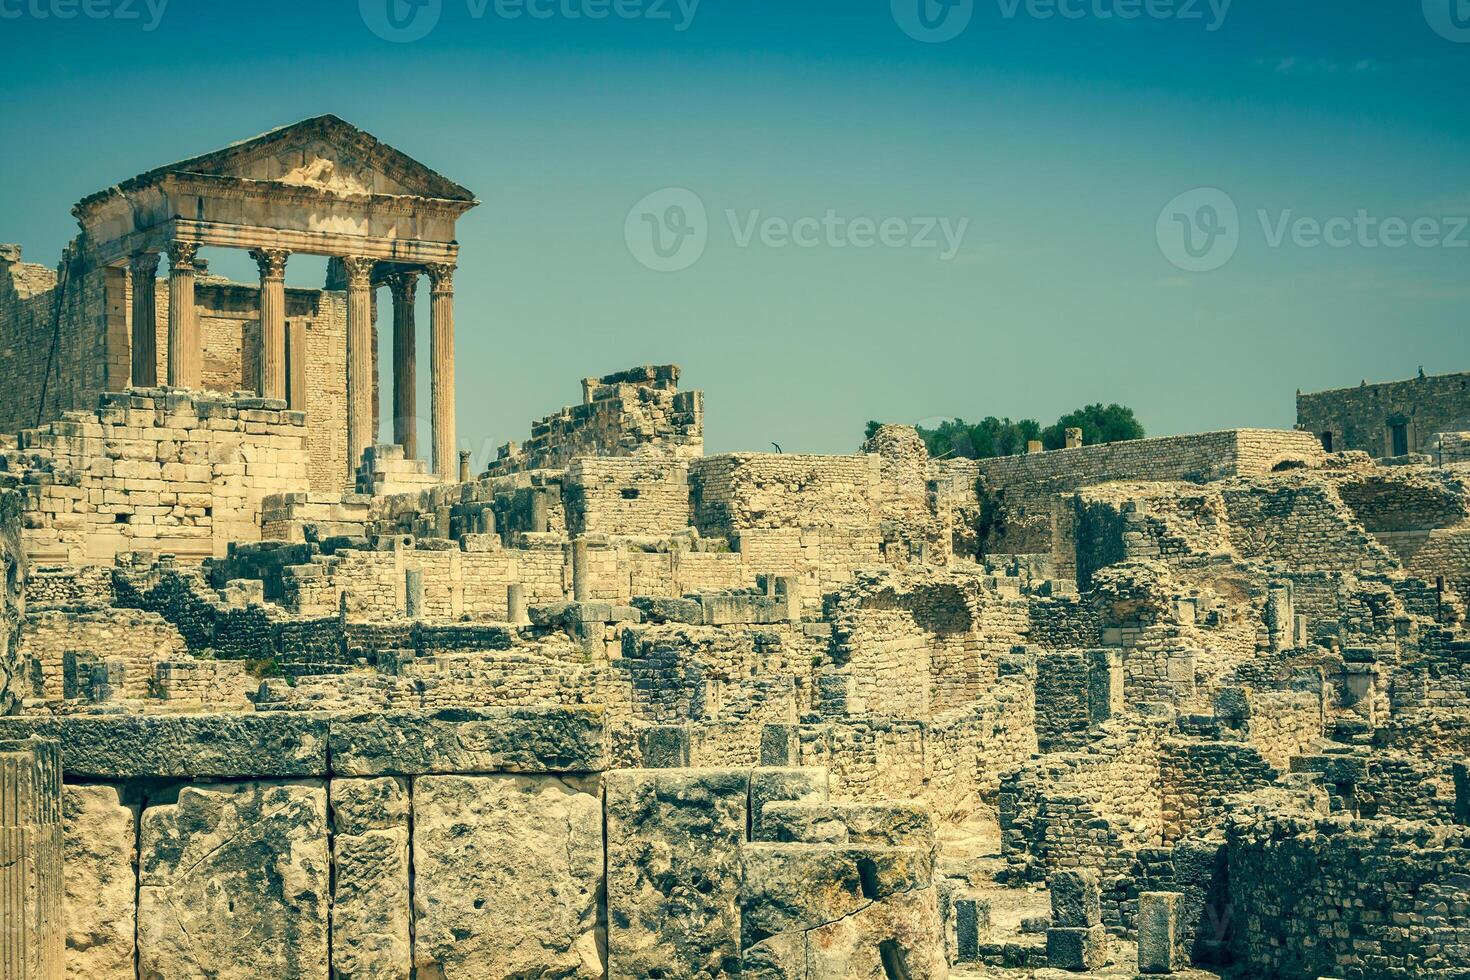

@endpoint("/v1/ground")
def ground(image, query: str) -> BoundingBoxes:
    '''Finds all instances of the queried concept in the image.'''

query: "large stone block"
[137,782,330,980]
[605,768,749,978]
[749,768,829,841]
[330,778,410,980]
[329,707,606,776]
[1046,924,1108,971]
[1138,891,1182,974]
[1049,869,1102,928]
[62,785,135,980]
[802,886,948,979]
[0,714,328,779]
[413,774,603,979]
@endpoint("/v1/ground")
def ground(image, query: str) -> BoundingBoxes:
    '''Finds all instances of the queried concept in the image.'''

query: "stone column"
[0,738,63,980]
[387,272,419,459]
[426,263,456,482]
[571,538,589,602]
[249,248,290,401]
[342,256,377,483]
[166,240,200,388]
[507,584,527,625]
[128,252,160,387]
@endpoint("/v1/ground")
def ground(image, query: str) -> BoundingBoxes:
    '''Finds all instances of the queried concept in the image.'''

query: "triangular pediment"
[115,115,475,203]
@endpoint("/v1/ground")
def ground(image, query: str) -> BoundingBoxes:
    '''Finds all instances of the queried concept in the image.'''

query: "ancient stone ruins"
[2,116,1469,979]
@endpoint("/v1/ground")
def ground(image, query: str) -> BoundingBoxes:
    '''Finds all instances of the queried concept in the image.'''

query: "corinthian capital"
[386,271,419,304]
[166,240,200,271]
[129,252,161,278]
[249,247,291,281]
[425,262,455,295]
[341,255,377,290]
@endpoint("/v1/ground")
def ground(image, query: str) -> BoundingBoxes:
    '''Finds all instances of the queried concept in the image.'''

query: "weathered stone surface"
[749,768,828,840]
[0,488,22,715]
[1046,924,1108,971]
[0,737,63,980]
[329,707,606,776]
[0,714,328,779]
[1048,869,1102,928]
[137,782,330,980]
[605,768,748,978]
[62,785,135,980]
[739,843,934,950]
[758,801,933,851]
[330,778,410,980]
[413,774,603,979]
[803,886,948,979]
[1137,891,1182,974]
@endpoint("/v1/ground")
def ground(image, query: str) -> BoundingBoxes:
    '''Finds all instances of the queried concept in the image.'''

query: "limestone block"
[1138,891,1182,974]
[1049,869,1102,927]
[62,785,135,980]
[801,886,948,979]
[413,774,602,979]
[137,782,330,980]
[758,801,933,852]
[749,768,829,841]
[739,843,933,949]
[605,768,749,978]
[1046,924,1108,971]
[0,714,328,780]
[328,707,606,776]
[330,778,410,980]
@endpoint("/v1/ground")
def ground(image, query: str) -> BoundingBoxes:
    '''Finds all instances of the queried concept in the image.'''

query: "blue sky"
[1,0,1467,462]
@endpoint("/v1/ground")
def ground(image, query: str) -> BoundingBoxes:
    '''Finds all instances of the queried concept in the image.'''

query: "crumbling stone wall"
[564,456,691,536]
[486,365,703,476]
[0,488,22,713]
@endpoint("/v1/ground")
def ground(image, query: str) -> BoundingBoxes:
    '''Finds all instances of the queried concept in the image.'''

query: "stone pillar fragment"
[458,451,471,483]
[1138,891,1183,974]
[62,785,135,980]
[1455,761,1469,827]
[165,241,200,388]
[285,319,308,411]
[426,263,456,481]
[405,568,425,620]
[0,737,63,980]
[1065,427,1084,449]
[342,256,377,483]
[128,253,160,387]
[1047,869,1107,971]
[249,248,289,401]
[529,490,549,533]
[507,584,527,626]
[387,272,418,459]
[571,538,589,602]
[776,576,801,623]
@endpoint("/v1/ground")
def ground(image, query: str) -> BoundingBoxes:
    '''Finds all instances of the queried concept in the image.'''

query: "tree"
[866,404,1144,459]
[1041,403,1145,450]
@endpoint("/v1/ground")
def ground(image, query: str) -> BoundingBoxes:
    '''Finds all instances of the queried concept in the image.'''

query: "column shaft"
[427,263,456,482]
[250,248,289,401]
[166,241,200,388]
[129,253,160,387]
[389,273,418,458]
[343,257,377,483]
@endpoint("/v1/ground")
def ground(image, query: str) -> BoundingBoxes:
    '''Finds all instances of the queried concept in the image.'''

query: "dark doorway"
[1390,422,1409,457]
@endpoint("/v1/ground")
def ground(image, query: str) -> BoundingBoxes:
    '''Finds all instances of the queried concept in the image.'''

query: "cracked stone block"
[1049,869,1102,927]
[1047,924,1109,971]
[1138,891,1182,974]
[605,768,749,979]
[739,843,933,950]
[63,785,136,980]
[759,801,934,853]
[330,778,410,980]
[804,886,948,979]
[137,781,330,980]
[413,774,603,979]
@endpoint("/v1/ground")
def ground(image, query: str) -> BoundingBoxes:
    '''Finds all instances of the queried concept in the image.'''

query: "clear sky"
[1,0,1467,464]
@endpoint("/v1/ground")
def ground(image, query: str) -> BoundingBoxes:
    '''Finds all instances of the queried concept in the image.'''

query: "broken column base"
[1046,924,1108,971]
[1138,891,1183,973]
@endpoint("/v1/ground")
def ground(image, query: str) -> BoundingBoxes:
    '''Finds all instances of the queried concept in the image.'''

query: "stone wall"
[564,456,692,536]
[0,488,22,713]
[0,389,311,564]
[1298,370,1470,458]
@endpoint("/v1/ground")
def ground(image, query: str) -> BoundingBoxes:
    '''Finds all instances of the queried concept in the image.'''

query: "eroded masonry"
[1,119,1469,980]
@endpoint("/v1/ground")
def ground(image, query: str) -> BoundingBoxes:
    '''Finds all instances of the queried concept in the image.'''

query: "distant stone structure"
[2,119,1469,979]
[1298,369,1470,460]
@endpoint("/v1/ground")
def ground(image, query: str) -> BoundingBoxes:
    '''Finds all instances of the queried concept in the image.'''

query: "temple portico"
[68,115,478,485]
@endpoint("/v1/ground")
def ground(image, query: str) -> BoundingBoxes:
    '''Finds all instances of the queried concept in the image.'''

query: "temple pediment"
[79,114,476,209]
